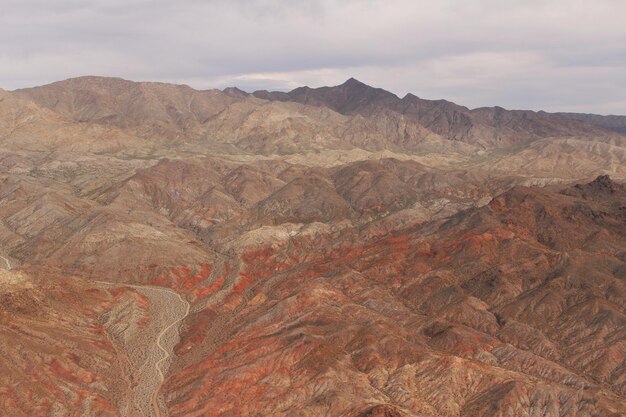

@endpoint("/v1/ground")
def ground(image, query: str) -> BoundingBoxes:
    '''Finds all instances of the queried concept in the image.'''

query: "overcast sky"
[1,0,625,114]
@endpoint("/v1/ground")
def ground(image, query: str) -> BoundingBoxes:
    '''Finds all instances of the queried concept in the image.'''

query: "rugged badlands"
[0,77,625,416]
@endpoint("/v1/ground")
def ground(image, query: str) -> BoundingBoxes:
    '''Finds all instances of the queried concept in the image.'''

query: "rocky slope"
[161,176,626,417]
[0,76,625,416]
[0,268,131,416]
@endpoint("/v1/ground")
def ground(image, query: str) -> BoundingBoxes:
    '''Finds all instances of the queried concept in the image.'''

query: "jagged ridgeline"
[0,77,625,417]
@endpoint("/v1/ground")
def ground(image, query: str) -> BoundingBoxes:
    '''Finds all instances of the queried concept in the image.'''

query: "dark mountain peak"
[222,86,248,98]
[335,77,394,97]
[289,85,312,94]
[400,92,470,114]
[592,174,615,186]
[340,77,368,88]
[251,77,399,114]
[561,174,625,202]
[586,174,621,193]
[277,78,399,114]
[402,92,420,100]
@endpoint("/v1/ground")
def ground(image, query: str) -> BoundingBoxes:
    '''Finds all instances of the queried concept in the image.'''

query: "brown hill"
[14,76,241,143]
[1,76,626,417]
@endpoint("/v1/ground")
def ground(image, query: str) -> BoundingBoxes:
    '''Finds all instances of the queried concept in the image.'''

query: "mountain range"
[0,76,625,417]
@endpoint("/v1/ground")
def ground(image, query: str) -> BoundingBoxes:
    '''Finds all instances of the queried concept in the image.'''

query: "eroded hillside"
[0,77,625,416]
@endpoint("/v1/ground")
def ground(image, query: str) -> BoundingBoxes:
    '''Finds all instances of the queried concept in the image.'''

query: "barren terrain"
[0,77,625,416]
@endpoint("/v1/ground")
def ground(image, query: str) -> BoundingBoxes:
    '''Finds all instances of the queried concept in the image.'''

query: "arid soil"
[0,77,625,416]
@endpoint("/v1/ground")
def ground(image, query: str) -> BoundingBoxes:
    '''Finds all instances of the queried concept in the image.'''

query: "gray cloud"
[1,0,625,114]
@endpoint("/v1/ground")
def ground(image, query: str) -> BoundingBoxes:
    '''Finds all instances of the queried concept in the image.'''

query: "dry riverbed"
[100,282,189,417]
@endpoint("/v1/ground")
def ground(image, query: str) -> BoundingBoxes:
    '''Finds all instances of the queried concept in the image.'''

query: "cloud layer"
[2,0,625,114]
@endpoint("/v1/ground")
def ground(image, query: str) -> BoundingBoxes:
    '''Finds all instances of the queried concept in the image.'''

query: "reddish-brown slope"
[0,268,136,416]
[163,177,626,417]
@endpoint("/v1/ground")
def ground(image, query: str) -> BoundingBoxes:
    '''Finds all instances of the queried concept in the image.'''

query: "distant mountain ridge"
[11,76,624,151]
[4,75,625,182]
[557,112,626,134]
[253,78,620,147]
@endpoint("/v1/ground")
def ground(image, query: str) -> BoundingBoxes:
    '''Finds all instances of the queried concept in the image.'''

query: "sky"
[1,0,625,114]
